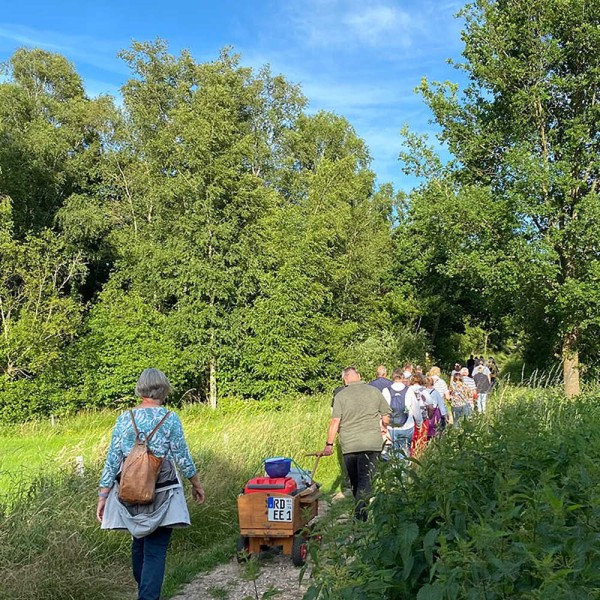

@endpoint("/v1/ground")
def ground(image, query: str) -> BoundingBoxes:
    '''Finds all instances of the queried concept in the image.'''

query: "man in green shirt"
[322,366,391,520]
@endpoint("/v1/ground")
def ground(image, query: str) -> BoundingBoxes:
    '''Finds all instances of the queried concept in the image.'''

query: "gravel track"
[171,495,338,600]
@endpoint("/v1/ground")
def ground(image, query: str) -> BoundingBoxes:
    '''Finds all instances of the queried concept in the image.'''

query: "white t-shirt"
[383,382,422,431]
[473,366,491,377]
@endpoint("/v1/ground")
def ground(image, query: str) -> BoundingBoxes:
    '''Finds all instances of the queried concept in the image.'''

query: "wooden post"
[563,330,581,398]
[209,358,217,410]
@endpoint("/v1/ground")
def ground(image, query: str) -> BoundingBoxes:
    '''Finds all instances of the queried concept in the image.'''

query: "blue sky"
[0,0,467,192]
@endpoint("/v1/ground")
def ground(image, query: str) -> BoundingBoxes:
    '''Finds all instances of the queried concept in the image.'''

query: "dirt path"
[171,495,339,600]
[171,554,312,600]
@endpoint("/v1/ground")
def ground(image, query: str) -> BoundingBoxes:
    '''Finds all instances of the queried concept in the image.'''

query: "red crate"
[244,476,297,495]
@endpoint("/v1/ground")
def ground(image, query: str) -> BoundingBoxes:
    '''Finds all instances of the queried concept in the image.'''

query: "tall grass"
[0,395,338,600]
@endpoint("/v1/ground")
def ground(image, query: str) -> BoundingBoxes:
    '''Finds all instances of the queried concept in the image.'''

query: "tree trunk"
[562,330,581,398]
[209,357,217,409]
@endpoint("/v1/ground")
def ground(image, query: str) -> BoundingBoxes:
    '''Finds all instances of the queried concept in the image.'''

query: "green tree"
[0,48,117,237]
[235,112,399,396]
[82,41,310,407]
[414,0,600,394]
[0,197,85,384]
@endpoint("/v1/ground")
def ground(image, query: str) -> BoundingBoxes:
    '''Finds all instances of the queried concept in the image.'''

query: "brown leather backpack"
[118,410,171,505]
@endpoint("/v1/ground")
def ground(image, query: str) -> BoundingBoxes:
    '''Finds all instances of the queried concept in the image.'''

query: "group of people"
[323,360,498,521]
[96,360,499,598]
[450,356,498,419]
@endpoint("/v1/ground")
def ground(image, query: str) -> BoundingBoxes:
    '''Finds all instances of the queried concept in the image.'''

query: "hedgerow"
[308,389,600,599]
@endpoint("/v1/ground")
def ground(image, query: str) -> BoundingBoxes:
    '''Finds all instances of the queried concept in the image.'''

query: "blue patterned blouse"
[99,407,197,488]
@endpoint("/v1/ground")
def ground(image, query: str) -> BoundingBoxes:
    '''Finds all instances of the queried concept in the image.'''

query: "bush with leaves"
[308,390,600,599]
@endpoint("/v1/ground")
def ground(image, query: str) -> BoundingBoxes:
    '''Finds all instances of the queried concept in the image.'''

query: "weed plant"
[0,394,338,600]
[308,388,600,599]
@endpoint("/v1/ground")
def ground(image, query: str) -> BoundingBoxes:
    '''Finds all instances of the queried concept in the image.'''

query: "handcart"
[237,454,321,566]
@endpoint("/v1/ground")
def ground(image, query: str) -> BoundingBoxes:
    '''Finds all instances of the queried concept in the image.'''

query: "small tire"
[291,534,308,567]
[236,535,249,563]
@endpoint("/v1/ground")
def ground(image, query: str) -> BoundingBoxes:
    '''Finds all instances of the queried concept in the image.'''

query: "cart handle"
[304,452,324,482]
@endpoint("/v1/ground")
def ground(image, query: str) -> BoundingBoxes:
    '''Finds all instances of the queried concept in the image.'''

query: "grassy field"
[0,394,340,600]
[0,399,339,499]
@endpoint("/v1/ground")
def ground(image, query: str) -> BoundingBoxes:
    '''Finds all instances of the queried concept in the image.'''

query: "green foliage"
[338,329,430,376]
[0,41,401,419]
[0,48,117,236]
[309,389,600,598]
[74,287,192,408]
[400,0,600,385]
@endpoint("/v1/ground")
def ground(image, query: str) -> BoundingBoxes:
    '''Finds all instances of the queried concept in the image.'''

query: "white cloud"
[342,5,413,47]
[283,0,419,50]
[0,24,129,75]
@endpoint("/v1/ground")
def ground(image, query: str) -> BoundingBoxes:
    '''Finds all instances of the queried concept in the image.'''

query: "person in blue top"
[97,368,204,600]
[368,364,393,392]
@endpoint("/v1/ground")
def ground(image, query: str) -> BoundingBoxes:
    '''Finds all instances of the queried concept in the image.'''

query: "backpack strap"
[128,409,171,442]
[146,411,171,442]
[128,409,140,438]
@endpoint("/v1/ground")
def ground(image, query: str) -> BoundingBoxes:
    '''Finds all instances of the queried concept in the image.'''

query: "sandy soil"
[171,495,339,600]
[171,554,312,600]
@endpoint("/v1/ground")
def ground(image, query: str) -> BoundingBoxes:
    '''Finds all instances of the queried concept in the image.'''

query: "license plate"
[267,496,293,522]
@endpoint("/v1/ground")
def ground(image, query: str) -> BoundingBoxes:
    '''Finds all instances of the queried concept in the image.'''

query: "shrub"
[308,389,600,599]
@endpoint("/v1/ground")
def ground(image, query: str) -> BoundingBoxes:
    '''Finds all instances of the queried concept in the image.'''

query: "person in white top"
[450,363,462,378]
[472,359,491,377]
[382,369,423,458]
[427,366,450,427]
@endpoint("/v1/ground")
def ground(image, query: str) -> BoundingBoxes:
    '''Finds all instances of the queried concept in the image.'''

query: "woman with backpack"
[96,368,205,600]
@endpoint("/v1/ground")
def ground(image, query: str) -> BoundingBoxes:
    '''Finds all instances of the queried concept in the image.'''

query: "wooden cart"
[237,456,321,566]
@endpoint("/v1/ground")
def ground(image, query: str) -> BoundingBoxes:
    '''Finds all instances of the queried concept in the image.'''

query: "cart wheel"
[236,535,250,563]
[291,534,308,567]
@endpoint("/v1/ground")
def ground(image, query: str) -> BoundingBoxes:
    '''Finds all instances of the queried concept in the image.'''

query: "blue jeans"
[452,404,472,426]
[389,427,413,458]
[132,527,173,600]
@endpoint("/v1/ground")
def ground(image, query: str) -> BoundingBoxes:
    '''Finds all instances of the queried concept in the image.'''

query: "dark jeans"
[132,526,173,600]
[343,451,380,521]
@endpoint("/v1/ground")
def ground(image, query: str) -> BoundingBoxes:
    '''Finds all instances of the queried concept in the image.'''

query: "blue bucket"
[264,457,292,478]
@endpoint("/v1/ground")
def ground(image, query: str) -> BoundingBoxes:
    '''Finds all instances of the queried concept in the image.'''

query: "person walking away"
[97,368,205,600]
[473,358,491,377]
[467,354,476,377]
[368,365,393,392]
[381,369,421,459]
[450,373,472,426]
[473,364,491,413]
[322,367,390,521]
[408,374,429,458]
[488,357,499,389]
[423,377,443,439]
[331,380,349,491]
[427,366,451,428]
[460,367,477,411]
[451,363,462,378]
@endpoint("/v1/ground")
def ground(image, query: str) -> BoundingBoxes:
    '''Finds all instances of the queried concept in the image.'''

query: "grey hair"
[135,368,172,402]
